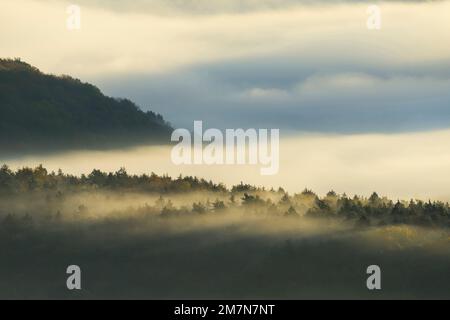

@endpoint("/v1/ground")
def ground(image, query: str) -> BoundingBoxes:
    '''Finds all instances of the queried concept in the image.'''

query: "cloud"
[2,0,450,77]
[99,56,450,133]
[241,88,290,100]
[2,0,450,133]
[36,0,445,15]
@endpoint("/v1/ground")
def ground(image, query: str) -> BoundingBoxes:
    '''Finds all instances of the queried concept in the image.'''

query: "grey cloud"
[95,52,450,134]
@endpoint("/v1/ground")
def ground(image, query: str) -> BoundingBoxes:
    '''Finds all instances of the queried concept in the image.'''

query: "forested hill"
[0,58,173,154]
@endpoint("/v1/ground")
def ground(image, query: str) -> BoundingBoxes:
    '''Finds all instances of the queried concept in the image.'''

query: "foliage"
[1,165,450,228]
[0,58,172,153]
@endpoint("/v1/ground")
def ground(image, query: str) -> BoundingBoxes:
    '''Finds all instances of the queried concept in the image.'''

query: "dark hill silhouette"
[0,58,172,155]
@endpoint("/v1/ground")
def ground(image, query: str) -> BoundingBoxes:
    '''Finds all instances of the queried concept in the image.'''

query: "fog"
[4,130,450,298]
[2,185,450,299]
[5,129,450,201]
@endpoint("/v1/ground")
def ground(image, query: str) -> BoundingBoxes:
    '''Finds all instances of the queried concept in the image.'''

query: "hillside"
[0,58,172,154]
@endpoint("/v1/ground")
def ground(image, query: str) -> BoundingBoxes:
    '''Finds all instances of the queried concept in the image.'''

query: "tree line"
[1,164,450,228]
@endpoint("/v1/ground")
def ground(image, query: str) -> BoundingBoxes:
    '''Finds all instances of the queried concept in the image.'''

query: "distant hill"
[0,58,173,155]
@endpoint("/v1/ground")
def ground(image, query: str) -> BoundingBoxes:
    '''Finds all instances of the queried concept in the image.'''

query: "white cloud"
[1,0,449,78]
[242,88,290,100]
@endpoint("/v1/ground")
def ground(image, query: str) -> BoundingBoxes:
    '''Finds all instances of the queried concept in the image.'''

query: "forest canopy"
[0,58,172,154]
[1,164,449,229]
[2,164,450,299]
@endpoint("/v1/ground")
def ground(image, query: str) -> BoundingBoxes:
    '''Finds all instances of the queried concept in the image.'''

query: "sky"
[1,0,449,132]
